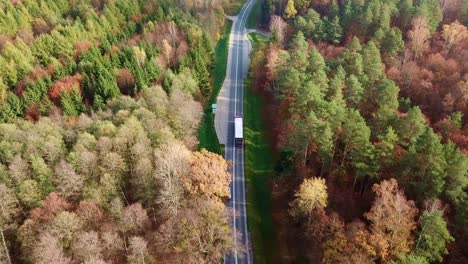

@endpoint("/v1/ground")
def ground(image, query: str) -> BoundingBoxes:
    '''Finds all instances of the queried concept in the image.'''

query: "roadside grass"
[246,0,262,29]
[244,32,278,264]
[198,21,232,155]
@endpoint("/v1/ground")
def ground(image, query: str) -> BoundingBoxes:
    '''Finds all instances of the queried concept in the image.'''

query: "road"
[215,0,256,263]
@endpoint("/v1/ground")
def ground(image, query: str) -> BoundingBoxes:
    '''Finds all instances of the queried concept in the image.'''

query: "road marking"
[227,0,256,263]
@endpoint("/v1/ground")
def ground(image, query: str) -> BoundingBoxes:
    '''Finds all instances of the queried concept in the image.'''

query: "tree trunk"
[327,135,340,177]
[1,230,11,264]
[304,142,309,166]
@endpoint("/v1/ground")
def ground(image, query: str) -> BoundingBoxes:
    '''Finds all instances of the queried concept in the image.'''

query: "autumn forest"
[249,0,468,263]
[0,0,467,263]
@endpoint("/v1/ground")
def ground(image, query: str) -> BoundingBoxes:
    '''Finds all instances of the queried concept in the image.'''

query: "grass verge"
[198,21,232,155]
[244,33,278,264]
[246,0,262,29]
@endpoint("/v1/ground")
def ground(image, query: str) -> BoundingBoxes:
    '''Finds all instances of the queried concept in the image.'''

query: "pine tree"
[415,208,454,262]
[362,41,384,84]
[345,74,363,108]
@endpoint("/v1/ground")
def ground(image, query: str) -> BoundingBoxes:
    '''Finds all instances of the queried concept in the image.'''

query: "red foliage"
[117,68,135,96]
[48,74,83,103]
[30,193,71,222]
[447,132,468,153]
[314,42,345,60]
[25,104,40,122]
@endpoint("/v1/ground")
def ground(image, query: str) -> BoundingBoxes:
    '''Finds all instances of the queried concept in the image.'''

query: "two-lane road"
[215,0,256,263]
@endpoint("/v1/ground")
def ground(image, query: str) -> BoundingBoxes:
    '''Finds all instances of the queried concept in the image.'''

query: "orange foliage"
[30,193,71,222]
[74,41,94,57]
[48,74,83,103]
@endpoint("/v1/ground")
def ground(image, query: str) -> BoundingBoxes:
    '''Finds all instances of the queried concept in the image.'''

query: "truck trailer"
[234,116,243,146]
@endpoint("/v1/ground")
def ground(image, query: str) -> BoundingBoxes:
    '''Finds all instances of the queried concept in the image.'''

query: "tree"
[376,127,399,170]
[294,0,312,12]
[120,203,149,235]
[18,179,43,208]
[166,199,233,263]
[289,177,328,224]
[32,232,72,264]
[327,66,346,107]
[399,128,447,201]
[185,149,231,200]
[415,0,442,32]
[325,16,343,44]
[396,106,426,147]
[442,20,468,51]
[372,80,399,133]
[443,142,468,206]
[154,142,190,217]
[54,160,83,200]
[414,204,453,262]
[285,0,298,19]
[270,15,287,43]
[345,74,364,108]
[127,236,152,264]
[71,231,103,262]
[48,211,83,249]
[365,179,418,262]
[408,17,431,59]
[0,184,19,264]
[362,41,384,83]
[393,254,429,264]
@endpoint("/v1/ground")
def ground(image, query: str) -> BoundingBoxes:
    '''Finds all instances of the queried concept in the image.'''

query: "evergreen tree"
[399,128,447,201]
[415,209,454,262]
[362,41,384,84]
[345,74,364,108]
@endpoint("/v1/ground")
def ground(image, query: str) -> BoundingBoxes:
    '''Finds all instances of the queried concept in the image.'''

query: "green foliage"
[415,209,454,262]
[60,89,86,117]
[399,128,447,201]
[415,0,442,32]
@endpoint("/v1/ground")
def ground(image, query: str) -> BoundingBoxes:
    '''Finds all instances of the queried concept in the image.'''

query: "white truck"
[234,116,243,146]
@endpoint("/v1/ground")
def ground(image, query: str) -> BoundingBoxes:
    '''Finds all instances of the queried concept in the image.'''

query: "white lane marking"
[234,0,255,263]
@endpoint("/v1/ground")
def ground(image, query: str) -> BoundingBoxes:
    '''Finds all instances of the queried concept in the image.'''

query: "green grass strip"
[198,20,232,155]
[244,33,278,264]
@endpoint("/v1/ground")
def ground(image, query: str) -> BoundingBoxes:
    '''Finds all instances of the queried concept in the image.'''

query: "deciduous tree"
[364,179,418,262]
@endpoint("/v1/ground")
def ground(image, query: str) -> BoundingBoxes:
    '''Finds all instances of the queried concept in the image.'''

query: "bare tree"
[154,142,190,217]
[54,160,84,200]
[127,236,152,264]
[120,203,149,235]
[408,17,431,59]
[71,231,103,262]
[269,15,286,43]
[0,184,19,264]
[32,233,72,264]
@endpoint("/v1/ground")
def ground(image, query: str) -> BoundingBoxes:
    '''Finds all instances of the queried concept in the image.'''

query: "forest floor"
[198,20,232,155]
[244,33,280,264]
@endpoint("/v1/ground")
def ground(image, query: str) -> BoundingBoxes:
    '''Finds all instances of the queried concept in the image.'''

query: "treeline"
[0,0,223,122]
[0,85,235,263]
[249,0,467,263]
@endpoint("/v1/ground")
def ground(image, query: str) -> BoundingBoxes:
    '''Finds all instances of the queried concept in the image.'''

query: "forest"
[249,0,468,263]
[0,0,241,263]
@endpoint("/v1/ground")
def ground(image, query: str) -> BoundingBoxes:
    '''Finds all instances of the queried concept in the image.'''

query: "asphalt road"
[216,0,256,263]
